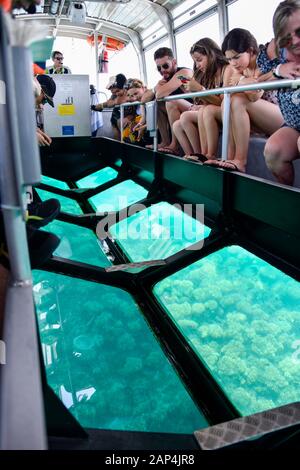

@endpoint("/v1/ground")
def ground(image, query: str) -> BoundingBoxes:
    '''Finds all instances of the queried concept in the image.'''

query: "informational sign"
[44,75,91,137]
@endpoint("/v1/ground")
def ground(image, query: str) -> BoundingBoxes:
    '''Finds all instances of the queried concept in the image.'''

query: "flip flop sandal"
[158,148,181,156]
[184,153,208,163]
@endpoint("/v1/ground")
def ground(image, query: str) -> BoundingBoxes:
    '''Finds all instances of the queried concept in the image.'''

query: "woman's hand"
[132,120,146,141]
[276,61,300,79]
[228,71,243,87]
[238,76,263,101]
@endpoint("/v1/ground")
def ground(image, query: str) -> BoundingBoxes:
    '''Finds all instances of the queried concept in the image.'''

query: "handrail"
[118,78,300,156]
[159,78,300,102]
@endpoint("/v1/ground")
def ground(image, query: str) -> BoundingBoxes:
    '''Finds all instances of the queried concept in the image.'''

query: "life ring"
[87,34,125,52]
[0,0,12,12]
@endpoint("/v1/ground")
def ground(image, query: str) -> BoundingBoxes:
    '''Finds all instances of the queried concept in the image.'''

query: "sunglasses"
[279,27,300,48]
[55,57,64,61]
[157,63,170,72]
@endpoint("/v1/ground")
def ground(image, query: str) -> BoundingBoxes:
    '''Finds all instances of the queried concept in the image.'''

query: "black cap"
[36,74,56,107]
[106,73,127,90]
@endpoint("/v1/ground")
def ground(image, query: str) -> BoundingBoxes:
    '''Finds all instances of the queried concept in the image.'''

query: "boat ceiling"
[13,0,187,43]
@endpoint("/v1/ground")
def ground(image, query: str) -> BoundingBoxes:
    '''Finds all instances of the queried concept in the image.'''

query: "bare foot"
[158,147,181,156]
[183,154,208,163]
[204,159,245,172]
[146,142,170,150]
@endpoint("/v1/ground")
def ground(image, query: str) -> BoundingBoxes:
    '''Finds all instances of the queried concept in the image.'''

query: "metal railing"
[119,78,300,158]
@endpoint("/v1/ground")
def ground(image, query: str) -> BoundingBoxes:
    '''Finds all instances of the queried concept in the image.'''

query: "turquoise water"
[154,246,300,416]
[33,271,208,433]
[36,188,83,215]
[40,175,70,190]
[42,220,110,267]
[76,167,118,189]
[110,201,211,261]
[88,180,148,213]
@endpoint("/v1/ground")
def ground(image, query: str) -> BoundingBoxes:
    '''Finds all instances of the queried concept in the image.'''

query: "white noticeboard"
[44,74,91,137]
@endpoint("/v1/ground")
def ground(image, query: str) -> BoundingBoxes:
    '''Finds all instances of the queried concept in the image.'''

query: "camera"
[68,2,86,24]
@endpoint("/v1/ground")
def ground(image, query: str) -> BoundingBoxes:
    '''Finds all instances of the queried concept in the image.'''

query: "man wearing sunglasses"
[45,51,71,75]
[142,47,193,155]
[257,0,300,186]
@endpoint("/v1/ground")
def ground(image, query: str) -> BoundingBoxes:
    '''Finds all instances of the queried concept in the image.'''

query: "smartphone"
[177,75,190,82]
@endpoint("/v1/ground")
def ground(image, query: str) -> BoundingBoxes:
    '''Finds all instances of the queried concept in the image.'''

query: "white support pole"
[221,92,231,161]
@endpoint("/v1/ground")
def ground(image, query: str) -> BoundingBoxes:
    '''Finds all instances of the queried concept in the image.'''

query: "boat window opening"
[154,246,300,417]
[175,12,220,68]
[143,32,169,50]
[172,0,204,19]
[144,38,171,87]
[33,271,208,434]
[141,20,165,41]
[46,38,140,97]
[228,0,282,44]
[173,0,217,29]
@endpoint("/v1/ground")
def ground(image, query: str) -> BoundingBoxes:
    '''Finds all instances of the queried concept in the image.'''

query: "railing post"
[120,105,124,143]
[153,101,158,152]
[221,91,230,161]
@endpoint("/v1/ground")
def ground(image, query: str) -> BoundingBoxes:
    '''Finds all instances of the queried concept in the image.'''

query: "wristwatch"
[273,64,284,79]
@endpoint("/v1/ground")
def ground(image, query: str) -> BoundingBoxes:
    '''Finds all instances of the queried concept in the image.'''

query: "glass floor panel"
[33,271,208,433]
[76,167,118,189]
[110,201,211,261]
[88,180,148,213]
[114,159,122,168]
[36,188,83,215]
[41,175,70,190]
[154,246,300,416]
[42,220,110,267]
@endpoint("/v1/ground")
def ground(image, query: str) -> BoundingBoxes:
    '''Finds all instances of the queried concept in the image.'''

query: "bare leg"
[297,136,300,154]
[197,106,208,156]
[229,94,283,171]
[203,105,222,159]
[173,119,194,155]
[180,110,201,154]
[157,101,171,148]
[113,123,121,141]
[165,99,192,151]
[264,127,299,185]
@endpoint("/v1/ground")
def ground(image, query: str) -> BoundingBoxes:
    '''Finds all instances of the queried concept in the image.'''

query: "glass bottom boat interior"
[29,136,300,449]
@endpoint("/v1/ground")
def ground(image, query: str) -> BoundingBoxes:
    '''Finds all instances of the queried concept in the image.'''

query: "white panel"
[44,75,91,137]
[228,0,280,45]
[175,13,220,69]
